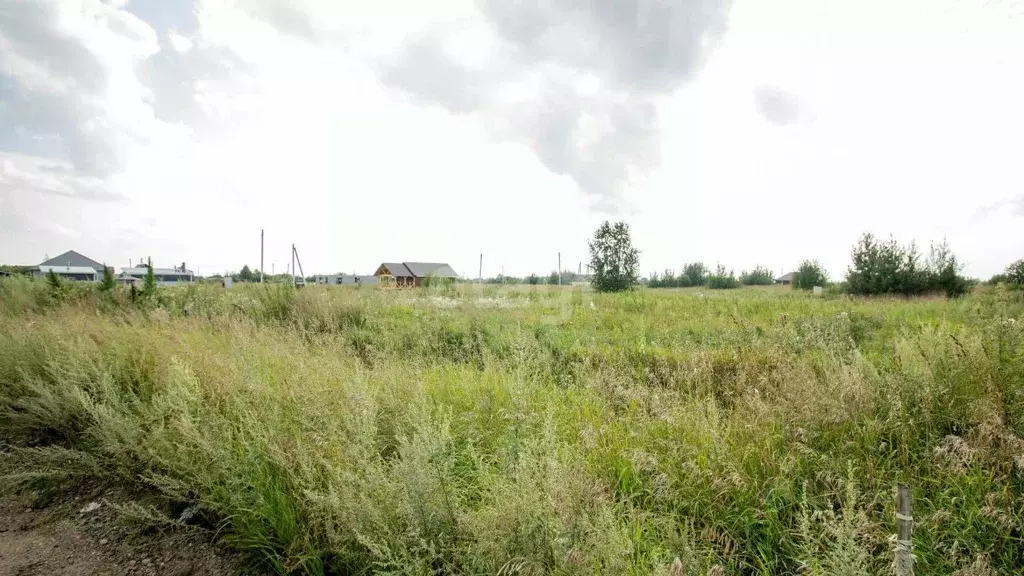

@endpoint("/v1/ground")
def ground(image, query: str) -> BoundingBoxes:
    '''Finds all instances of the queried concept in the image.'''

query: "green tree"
[1005,259,1024,287]
[143,257,157,297]
[683,262,709,286]
[236,265,254,283]
[706,264,740,289]
[45,269,62,292]
[793,260,828,290]
[588,221,639,293]
[924,239,970,297]
[98,264,115,292]
[526,273,540,285]
[740,266,775,286]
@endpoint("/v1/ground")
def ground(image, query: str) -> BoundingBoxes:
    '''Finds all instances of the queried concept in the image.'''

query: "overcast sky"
[1,0,1022,279]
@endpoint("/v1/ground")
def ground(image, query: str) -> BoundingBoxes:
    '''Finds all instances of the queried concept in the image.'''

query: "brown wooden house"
[374,262,458,287]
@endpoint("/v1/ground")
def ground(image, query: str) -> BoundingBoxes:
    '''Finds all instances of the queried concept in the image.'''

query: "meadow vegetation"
[1,277,1022,575]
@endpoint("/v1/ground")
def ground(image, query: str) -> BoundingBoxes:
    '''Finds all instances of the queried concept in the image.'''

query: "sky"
[1,0,1022,279]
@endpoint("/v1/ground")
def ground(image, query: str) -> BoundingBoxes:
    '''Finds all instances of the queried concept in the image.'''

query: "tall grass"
[1,278,1022,574]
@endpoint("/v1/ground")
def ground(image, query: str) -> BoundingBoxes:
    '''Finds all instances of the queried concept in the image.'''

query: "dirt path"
[0,489,246,576]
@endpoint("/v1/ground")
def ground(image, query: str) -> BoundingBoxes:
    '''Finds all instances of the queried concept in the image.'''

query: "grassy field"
[1,278,1022,575]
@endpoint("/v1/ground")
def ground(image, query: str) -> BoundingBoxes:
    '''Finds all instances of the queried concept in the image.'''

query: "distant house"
[33,250,109,281]
[776,272,796,285]
[120,262,194,286]
[315,274,378,286]
[374,262,458,287]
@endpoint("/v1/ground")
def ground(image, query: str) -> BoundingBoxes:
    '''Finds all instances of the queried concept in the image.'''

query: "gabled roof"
[376,262,458,278]
[39,250,104,271]
[379,262,412,277]
[403,262,458,278]
[776,272,795,282]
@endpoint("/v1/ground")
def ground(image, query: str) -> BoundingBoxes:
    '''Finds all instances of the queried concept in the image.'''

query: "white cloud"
[167,30,193,53]
[1,0,1022,280]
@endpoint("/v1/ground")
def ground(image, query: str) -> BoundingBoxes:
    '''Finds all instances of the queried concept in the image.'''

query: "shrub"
[740,266,775,286]
[682,262,709,286]
[143,258,157,298]
[99,265,115,292]
[793,260,828,290]
[706,264,740,289]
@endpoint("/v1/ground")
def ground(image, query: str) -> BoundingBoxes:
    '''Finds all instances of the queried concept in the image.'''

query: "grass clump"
[0,279,1022,574]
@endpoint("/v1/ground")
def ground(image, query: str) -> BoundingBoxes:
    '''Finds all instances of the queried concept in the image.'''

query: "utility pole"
[291,244,295,286]
[260,229,264,283]
[557,252,561,285]
[479,253,483,283]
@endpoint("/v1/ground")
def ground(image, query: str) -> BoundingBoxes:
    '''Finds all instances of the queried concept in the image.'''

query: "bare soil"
[0,486,248,576]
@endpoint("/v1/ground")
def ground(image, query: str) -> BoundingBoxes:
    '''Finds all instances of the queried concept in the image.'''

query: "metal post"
[260,229,264,283]
[479,253,482,283]
[895,484,913,576]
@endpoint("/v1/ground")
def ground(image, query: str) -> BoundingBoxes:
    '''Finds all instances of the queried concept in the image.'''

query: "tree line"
[587,220,1024,296]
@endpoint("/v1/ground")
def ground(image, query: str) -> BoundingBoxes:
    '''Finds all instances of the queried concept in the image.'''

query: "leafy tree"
[526,274,540,285]
[924,239,970,297]
[706,264,740,289]
[740,266,775,286]
[236,265,255,283]
[547,271,560,285]
[845,233,970,296]
[1005,259,1024,287]
[793,260,828,290]
[683,262,709,286]
[588,220,639,293]
[143,257,157,297]
[98,264,115,292]
[845,234,923,295]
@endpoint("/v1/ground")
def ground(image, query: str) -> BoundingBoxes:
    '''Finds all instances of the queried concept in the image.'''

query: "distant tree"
[99,264,115,292]
[1005,259,1024,288]
[547,271,560,285]
[793,260,828,290]
[588,220,639,293]
[987,273,1008,286]
[845,233,924,295]
[706,264,740,289]
[740,266,775,286]
[143,257,157,297]
[683,262,709,286]
[236,265,255,283]
[526,273,540,285]
[924,239,970,297]
[845,233,969,296]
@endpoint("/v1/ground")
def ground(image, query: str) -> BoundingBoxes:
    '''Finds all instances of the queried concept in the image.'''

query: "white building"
[33,250,108,281]
[120,263,194,286]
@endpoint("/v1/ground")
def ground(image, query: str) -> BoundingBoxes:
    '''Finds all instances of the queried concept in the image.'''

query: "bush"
[1005,259,1024,288]
[740,266,775,286]
[793,260,828,290]
[99,265,115,292]
[682,262,709,286]
[143,258,157,298]
[648,269,691,288]
[706,265,740,289]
